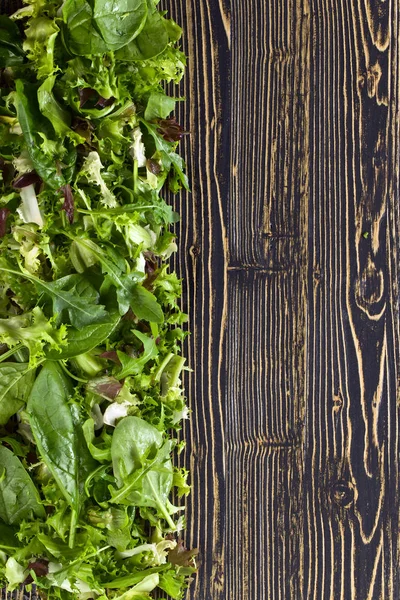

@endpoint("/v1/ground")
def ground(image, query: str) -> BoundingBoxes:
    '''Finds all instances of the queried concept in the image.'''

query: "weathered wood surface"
[166,0,400,598]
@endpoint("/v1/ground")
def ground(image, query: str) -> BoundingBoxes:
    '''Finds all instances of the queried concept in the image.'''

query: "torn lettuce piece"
[17,184,43,227]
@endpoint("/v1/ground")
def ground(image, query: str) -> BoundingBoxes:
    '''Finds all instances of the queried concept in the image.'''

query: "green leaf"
[0,266,109,328]
[116,0,168,61]
[0,16,25,68]
[104,566,165,589]
[62,0,108,56]
[82,418,112,462]
[38,76,85,144]
[0,307,67,365]
[67,236,159,319]
[23,17,59,79]
[0,523,21,551]
[37,274,108,328]
[0,445,45,524]
[27,362,78,507]
[93,0,148,51]
[110,417,175,527]
[116,331,158,379]
[111,416,162,487]
[45,315,120,360]
[140,119,189,191]
[144,92,175,121]
[0,362,36,425]
[130,284,164,323]
[13,80,75,190]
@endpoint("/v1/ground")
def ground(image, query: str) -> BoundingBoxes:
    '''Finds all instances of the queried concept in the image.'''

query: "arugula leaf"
[140,119,189,190]
[116,331,158,379]
[0,362,36,425]
[0,266,109,328]
[38,274,108,328]
[0,445,45,524]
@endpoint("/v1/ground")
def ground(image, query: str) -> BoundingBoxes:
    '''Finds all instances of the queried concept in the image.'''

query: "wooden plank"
[163,1,230,599]
[302,0,400,597]
[165,0,310,598]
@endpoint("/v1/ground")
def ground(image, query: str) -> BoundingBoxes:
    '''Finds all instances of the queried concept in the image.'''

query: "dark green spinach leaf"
[0,16,25,68]
[0,445,45,525]
[62,0,108,56]
[116,0,168,61]
[0,362,36,425]
[93,0,148,51]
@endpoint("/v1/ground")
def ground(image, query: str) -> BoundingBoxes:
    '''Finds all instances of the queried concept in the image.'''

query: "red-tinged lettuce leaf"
[61,184,74,224]
[0,207,10,237]
[168,540,198,567]
[87,376,123,400]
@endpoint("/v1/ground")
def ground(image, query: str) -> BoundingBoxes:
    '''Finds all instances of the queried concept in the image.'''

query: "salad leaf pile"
[0,0,197,598]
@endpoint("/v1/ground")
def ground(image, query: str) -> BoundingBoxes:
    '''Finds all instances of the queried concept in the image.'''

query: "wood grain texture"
[164,0,400,598]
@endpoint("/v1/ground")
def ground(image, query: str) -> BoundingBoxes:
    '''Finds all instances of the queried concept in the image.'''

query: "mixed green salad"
[0,0,196,598]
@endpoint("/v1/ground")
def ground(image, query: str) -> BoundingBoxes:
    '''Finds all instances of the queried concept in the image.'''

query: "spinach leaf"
[27,362,84,544]
[111,416,175,528]
[93,0,148,52]
[112,416,162,486]
[62,0,108,56]
[0,445,45,524]
[116,0,168,62]
[0,363,36,425]
[0,523,21,551]
[0,16,25,68]
[27,362,76,502]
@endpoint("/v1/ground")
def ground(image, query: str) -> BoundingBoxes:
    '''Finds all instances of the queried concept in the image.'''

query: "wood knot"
[332,392,343,413]
[354,256,385,315]
[331,480,355,508]
[189,245,201,258]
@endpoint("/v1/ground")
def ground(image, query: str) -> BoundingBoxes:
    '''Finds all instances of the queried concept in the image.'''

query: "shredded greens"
[0,1,196,598]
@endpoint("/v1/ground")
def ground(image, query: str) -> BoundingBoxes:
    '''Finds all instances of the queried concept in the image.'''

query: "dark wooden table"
[168,0,400,598]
